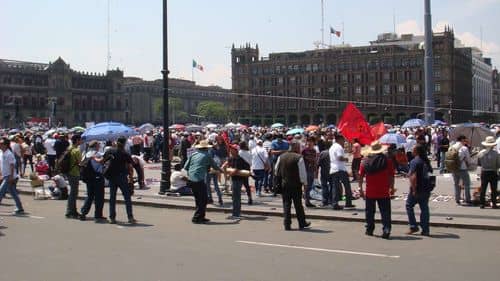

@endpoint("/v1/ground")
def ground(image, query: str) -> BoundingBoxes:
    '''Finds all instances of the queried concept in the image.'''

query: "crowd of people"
[1,123,499,238]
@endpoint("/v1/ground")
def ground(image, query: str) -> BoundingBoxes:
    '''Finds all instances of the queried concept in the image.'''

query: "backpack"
[80,157,96,183]
[444,147,460,172]
[416,162,435,193]
[363,154,388,174]
[56,149,72,174]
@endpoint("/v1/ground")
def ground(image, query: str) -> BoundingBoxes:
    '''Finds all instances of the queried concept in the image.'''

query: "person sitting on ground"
[169,164,192,196]
[49,174,69,200]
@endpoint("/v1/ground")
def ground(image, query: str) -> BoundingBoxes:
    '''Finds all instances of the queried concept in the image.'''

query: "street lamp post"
[424,0,435,124]
[159,0,171,194]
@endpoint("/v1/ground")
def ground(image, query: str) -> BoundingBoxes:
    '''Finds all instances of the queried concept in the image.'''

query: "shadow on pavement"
[117,222,155,228]
[429,232,460,239]
[205,221,240,226]
[300,228,333,234]
[241,215,268,221]
[385,235,423,241]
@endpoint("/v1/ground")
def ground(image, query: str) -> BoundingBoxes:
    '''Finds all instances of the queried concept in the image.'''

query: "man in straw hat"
[477,136,499,209]
[358,141,394,239]
[184,140,223,224]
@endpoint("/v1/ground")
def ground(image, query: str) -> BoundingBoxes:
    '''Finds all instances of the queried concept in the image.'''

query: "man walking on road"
[477,136,499,209]
[358,141,394,239]
[0,137,25,215]
[184,140,222,224]
[275,141,311,231]
[329,134,355,210]
[104,137,136,224]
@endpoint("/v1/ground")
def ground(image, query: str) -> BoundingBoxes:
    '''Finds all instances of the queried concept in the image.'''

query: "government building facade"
[0,57,231,128]
[231,29,493,125]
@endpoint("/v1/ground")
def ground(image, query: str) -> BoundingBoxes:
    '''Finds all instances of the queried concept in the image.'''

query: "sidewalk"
[15,165,500,230]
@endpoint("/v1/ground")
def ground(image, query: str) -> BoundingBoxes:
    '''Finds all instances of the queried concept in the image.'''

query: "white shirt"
[251,145,268,170]
[170,170,187,191]
[248,138,257,151]
[44,138,56,155]
[238,150,253,166]
[329,141,347,174]
[52,175,68,188]
[496,136,500,153]
[10,142,21,157]
[0,149,17,178]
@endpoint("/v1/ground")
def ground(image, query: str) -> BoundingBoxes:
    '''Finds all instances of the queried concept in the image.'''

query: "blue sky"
[1,0,499,89]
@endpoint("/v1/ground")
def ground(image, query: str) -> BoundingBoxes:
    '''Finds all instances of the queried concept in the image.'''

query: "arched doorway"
[326,114,336,125]
[381,113,394,125]
[300,114,310,126]
[264,115,273,126]
[396,113,407,125]
[312,114,323,125]
[275,115,286,125]
[367,113,379,125]
[288,115,298,126]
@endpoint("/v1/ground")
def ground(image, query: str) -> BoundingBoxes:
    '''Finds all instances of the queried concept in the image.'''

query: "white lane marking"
[116,226,125,229]
[236,240,400,259]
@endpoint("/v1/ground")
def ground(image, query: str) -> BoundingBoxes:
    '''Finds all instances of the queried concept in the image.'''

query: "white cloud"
[396,20,422,35]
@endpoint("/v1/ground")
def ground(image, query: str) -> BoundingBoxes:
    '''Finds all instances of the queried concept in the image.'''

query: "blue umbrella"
[402,118,427,129]
[138,123,154,133]
[271,123,284,129]
[379,133,406,144]
[286,128,304,135]
[82,122,138,142]
[432,120,447,126]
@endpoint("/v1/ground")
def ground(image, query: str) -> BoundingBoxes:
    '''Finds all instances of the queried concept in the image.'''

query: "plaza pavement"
[13,159,500,230]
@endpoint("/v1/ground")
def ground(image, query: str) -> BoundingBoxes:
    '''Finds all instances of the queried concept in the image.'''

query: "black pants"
[365,198,391,234]
[144,147,152,162]
[131,144,141,156]
[480,171,498,206]
[282,187,307,228]
[351,157,361,180]
[189,180,208,221]
[80,178,105,218]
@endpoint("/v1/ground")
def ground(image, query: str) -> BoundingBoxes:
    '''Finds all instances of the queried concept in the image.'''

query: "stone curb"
[18,190,500,231]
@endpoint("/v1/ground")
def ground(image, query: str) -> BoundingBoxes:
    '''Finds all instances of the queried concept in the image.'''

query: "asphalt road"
[1,195,498,281]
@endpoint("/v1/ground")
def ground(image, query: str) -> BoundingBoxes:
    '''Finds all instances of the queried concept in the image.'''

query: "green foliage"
[196,101,226,121]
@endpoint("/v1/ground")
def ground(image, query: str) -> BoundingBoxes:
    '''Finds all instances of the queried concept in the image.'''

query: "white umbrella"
[449,123,494,147]
[205,124,218,129]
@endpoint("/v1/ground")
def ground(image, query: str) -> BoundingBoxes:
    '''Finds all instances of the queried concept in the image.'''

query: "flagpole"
[192,66,194,82]
[329,28,332,47]
[342,21,345,45]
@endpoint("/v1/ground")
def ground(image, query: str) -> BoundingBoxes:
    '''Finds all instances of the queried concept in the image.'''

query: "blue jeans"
[0,176,24,211]
[452,170,471,203]
[253,169,266,194]
[331,170,353,206]
[406,192,430,234]
[80,177,105,218]
[231,178,243,217]
[304,171,315,202]
[439,151,446,172]
[320,174,333,205]
[365,198,391,234]
[109,173,133,219]
[205,173,222,202]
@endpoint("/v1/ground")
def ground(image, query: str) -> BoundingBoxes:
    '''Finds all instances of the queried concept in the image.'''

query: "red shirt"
[359,157,394,199]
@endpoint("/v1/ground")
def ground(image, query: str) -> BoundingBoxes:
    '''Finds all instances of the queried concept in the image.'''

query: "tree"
[153,98,187,123]
[196,101,227,122]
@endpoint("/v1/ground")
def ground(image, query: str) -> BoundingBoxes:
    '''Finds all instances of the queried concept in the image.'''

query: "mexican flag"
[192,59,204,71]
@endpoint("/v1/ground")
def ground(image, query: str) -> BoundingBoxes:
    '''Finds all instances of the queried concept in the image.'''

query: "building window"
[435,83,441,92]
[383,85,391,95]
[434,70,441,78]
[383,72,390,81]
[398,85,405,93]
[355,74,362,82]
[413,84,420,93]
[355,86,362,94]
[369,86,376,94]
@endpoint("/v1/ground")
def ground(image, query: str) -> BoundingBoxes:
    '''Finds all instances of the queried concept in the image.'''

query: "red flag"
[370,121,387,140]
[337,103,374,145]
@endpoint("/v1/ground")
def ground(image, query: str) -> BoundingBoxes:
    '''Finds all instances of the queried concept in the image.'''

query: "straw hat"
[362,140,388,156]
[481,136,497,147]
[195,140,212,149]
